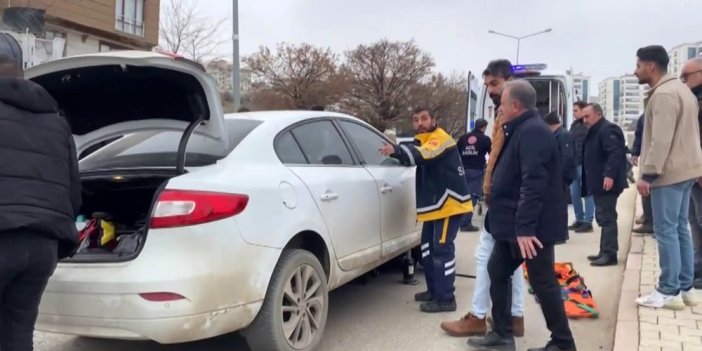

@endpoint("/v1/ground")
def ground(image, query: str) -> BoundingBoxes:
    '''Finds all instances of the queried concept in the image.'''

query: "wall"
[64,30,100,57]
[1,0,159,46]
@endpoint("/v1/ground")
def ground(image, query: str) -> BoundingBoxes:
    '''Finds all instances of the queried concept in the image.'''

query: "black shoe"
[467,331,516,350]
[419,300,456,313]
[587,254,601,261]
[574,223,593,233]
[590,256,618,267]
[527,341,577,351]
[461,224,480,232]
[632,225,654,234]
[568,221,582,230]
[414,291,432,302]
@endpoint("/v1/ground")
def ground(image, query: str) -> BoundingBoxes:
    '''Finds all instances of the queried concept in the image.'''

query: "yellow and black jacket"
[393,127,473,222]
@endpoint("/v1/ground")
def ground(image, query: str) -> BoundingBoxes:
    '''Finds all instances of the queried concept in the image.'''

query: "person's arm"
[516,126,552,237]
[391,132,455,167]
[641,93,678,183]
[633,115,644,155]
[66,125,81,217]
[560,131,576,185]
[603,125,627,180]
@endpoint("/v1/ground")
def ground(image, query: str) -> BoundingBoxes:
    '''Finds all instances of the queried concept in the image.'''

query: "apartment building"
[669,41,702,77]
[0,0,160,67]
[570,72,591,103]
[598,74,646,124]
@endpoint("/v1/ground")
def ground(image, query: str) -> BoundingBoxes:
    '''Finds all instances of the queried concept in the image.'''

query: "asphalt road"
[35,188,637,351]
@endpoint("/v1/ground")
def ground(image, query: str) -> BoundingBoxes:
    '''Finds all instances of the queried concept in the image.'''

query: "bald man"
[681,57,702,289]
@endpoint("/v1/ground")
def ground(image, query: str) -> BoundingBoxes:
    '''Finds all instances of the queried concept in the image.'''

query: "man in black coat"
[581,103,628,267]
[467,81,575,351]
[544,111,577,188]
[456,118,492,232]
[0,33,81,349]
[631,113,654,234]
[569,101,595,233]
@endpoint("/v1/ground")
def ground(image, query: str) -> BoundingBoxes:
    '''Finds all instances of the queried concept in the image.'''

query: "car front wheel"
[244,249,329,351]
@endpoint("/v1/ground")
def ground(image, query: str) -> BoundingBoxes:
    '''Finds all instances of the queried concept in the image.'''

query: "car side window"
[275,131,308,164]
[291,120,354,166]
[339,120,399,166]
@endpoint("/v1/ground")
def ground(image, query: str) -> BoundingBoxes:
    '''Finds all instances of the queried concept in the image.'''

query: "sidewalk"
[614,196,702,351]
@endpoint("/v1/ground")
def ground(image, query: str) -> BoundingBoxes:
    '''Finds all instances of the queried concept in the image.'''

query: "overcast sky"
[189,0,702,90]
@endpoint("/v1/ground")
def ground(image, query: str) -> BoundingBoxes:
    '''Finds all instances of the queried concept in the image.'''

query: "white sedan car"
[27,51,420,351]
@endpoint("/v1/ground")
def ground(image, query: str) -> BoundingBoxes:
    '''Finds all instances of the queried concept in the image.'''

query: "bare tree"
[159,0,227,62]
[343,40,435,131]
[243,43,348,110]
[409,73,468,137]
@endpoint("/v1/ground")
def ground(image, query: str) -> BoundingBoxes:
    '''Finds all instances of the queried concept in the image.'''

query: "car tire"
[244,249,329,351]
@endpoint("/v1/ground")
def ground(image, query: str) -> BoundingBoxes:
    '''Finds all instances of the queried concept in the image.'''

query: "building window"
[116,0,145,37]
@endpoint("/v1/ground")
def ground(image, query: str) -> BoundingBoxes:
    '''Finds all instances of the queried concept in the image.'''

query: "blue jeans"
[570,165,595,223]
[651,180,696,295]
[462,168,484,225]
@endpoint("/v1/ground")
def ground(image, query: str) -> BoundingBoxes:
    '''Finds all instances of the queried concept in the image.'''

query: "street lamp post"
[487,28,552,64]
[231,0,241,111]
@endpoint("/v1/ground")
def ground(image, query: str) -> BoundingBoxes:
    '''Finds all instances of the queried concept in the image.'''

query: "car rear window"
[79,119,261,171]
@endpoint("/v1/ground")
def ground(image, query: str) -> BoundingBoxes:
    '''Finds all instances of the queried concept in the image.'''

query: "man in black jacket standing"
[569,101,595,233]
[581,103,628,267]
[467,81,575,351]
[544,111,577,188]
[0,33,81,350]
[457,118,491,232]
[631,114,654,234]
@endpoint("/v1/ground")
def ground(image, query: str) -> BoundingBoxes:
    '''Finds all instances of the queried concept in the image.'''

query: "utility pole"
[487,28,552,64]
[231,0,241,111]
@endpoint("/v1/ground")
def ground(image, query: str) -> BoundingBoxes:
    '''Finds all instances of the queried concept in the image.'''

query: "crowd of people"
[380,45,702,351]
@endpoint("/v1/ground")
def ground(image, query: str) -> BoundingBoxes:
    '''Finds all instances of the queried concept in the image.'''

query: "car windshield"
[79,119,262,171]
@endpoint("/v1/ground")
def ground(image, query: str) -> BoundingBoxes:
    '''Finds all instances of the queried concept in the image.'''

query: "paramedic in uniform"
[380,107,473,313]
[0,33,81,350]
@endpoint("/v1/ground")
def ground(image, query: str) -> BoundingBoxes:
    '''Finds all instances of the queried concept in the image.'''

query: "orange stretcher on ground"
[522,262,600,319]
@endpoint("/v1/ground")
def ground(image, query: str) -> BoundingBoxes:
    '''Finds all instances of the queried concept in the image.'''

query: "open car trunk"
[66,171,173,263]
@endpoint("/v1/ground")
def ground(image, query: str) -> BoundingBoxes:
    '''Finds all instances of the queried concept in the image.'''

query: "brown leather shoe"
[440,312,487,337]
[486,315,525,337]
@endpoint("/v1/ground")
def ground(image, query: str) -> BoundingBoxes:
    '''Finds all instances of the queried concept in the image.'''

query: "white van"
[474,64,576,138]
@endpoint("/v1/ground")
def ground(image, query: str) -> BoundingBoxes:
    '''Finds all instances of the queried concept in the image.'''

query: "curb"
[613,193,643,351]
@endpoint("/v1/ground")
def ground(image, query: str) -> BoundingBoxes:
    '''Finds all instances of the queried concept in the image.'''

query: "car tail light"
[139,292,186,302]
[150,190,248,229]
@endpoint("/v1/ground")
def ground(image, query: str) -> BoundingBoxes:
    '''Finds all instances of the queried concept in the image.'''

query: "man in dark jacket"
[631,114,654,234]
[467,81,575,351]
[381,107,473,313]
[581,103,628,267]
[681,57,702,289]
[456,118,491,232]
[544,111,577,188]
[0,33,81,350]
[569,101,595,233]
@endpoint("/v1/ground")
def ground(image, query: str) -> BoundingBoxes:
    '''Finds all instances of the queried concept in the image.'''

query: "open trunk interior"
[67,172,173,262]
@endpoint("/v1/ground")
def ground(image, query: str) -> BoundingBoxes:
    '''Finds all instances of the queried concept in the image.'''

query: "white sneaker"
[636,290,685,310]
[682,289,698,306]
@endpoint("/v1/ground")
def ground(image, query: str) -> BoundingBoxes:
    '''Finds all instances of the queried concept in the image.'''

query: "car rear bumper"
[36,301,263,343]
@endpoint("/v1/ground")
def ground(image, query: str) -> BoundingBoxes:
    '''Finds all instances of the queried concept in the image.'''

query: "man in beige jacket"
[634,45,702,310]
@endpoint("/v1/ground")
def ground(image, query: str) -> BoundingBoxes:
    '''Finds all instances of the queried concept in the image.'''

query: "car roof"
[225,110,361,128]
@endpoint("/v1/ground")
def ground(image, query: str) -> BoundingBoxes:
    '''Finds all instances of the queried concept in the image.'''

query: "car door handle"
[380,185,393,194]
[320,191,339,201]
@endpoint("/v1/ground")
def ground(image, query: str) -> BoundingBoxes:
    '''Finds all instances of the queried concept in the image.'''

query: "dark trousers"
[488,240,575,349]
[420,214,462,302]
[0,233,58,351]
[642,195,653,226]
[688,184,702,278]
[594,193,619,259]
[462,168,484,225]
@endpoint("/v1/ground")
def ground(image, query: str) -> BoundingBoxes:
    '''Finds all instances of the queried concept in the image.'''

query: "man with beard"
[680,56,702,289]
[440,59,525,338]
[569,101,595,233]
[634,46,702,309]
[380,107,473,313]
